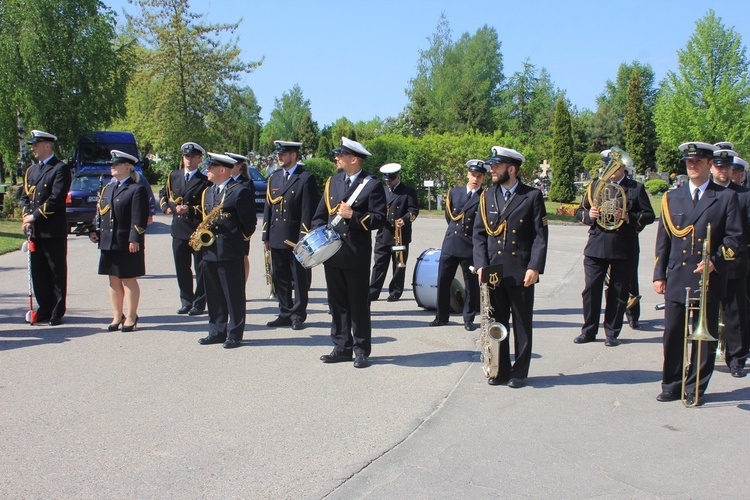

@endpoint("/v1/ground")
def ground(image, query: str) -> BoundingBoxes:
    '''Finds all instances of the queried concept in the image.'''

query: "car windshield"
[79,143,139,166]
[247,168,264,182]
[71,174,111,191]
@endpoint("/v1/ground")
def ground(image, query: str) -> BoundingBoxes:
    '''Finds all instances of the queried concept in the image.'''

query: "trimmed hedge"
[645,179,669,195]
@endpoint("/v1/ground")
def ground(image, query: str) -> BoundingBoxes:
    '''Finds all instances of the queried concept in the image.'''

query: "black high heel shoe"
[121,315,139,332]
[108,315,125,332]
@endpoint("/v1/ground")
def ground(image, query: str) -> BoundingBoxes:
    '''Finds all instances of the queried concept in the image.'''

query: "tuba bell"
[590,147,632,230]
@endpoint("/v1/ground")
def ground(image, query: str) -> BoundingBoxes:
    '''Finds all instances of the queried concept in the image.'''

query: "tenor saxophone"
[189,204,224,251]
[473,267,508,378]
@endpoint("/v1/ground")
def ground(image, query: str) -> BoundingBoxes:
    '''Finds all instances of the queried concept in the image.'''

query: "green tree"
[406,13,503,134]
[259,84,313,153]
[654,9,750,171]
[0,0,131,163]
[549,99,576,203]
[120,0,261,161]
[296,112,319,157]
[329,117,357,145]
[623,70,655,173]
[207,86,262,156]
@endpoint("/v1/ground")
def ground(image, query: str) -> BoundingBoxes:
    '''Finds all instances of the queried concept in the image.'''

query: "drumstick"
[284,240,296,247]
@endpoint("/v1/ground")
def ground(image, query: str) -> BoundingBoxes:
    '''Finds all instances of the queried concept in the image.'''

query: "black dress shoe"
[108,315,125,332]
[429,319,448,327]
[291,319,304,331]
[223,339,242,349]
[386,294,399,302]
[48,317,63,326]
[199,335,226,345]
[508,378,525,388]
[188,307,205,316]
[604,337,620,347]
[573,333,595,344]
[177,306,191,315]
[488,375,510,386]
[368,295,379,302]
[731,366,746,378]
[353,354,370,368]
[656,391,680,402]
[267,317,293,327]
[320,351,353,363]
[628,320,640,330]
[464,321,477,331]
[121,315,139,332]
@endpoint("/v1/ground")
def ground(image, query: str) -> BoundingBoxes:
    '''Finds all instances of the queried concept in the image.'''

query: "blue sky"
[104,0,749,126]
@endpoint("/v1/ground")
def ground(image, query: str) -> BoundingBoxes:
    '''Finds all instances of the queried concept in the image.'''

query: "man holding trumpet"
[369,163,419,302]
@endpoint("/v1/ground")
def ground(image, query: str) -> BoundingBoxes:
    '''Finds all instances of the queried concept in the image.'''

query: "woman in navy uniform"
[313,137,386,368]
[430,160,486,331]
[89,150,149,332]
[196,153,257,349]
[473,148,549,388]
[653,142,742,405]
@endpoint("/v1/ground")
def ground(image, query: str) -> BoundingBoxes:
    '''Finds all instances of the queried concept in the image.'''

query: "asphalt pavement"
[1,213,749,499]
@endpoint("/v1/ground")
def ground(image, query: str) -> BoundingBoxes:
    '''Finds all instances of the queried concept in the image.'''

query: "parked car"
[66,172,111,234]
[246,166,267,214]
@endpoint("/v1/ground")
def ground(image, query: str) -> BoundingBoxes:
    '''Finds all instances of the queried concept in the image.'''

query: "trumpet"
[264,246,276,299]
[393,222,406,268]
[681,223,718,408]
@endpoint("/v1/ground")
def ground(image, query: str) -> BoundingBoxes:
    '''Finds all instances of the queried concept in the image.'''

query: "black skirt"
[98,249,145,279]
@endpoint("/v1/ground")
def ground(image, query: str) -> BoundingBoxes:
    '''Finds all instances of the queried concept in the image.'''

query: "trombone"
[681,223,718,408]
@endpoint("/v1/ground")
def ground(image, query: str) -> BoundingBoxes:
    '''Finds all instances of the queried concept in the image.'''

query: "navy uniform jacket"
[441,186,482,259]
[97,179,149,251]
[654,181,742,303]
[473,183,548,287]
[159,169,211,240]
[199,181,257,262]
[725,182,750,276]
[262,165,320,249]
[312,170,387,270]
[376,182,419,246]
[20,156,72,238]
[575,176,655,259]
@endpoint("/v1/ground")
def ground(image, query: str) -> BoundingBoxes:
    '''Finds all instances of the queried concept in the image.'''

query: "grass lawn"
[0,218,25,255]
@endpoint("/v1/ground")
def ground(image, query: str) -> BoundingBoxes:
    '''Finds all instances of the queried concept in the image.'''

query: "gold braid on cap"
[479,191,507,237]
[660,193,695,252]
[324,177,341,216]
[444,190,465,222]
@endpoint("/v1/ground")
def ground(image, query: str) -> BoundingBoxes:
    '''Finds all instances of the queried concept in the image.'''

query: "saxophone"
[189,204,224,251]
[473,267,508,378]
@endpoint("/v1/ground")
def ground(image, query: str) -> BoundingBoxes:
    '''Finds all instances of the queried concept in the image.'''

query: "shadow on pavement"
[529,369,661,388]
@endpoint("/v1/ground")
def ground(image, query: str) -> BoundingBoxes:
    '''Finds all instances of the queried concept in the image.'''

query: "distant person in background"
[20,130,72,326]
[89,151,148,332]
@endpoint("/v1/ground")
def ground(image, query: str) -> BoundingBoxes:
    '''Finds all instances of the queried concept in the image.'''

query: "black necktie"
[285,171,290,183]
[693,188,700,206]
[504,190,511,202]
[345,177,351,190]
[185,172,190,183]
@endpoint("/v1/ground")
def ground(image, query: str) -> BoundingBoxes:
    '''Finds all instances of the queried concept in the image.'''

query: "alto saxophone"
[472,266,508,378]
[189,204,224,251]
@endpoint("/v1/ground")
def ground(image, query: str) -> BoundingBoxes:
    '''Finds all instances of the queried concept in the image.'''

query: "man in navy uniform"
[574,148,655,346]
[159,142,210,316]
[313,137,386,368]
[21,130,72,326]
[263,141,320,330]
[711,148,750,378]
[653,142,742,405]
[430,160,486,331]
[197,153,257,349]
[473,147,548,388]
[369,163,419,302]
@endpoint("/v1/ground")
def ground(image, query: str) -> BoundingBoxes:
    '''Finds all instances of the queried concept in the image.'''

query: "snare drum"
[412,248,465,312]
[293,225,342,269]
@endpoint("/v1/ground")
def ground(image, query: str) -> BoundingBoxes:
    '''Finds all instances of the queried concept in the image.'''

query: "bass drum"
[412,248,465,313]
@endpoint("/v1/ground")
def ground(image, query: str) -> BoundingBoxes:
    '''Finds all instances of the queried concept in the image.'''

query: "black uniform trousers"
[625,254,641,324]
[369,241,409,299]
[271,247,309,322]
[203,258,246,342]
[722,274,748,369]
[581,255,635,339]
[30,237,67,320]
[491,284,535,379]
[435,252,477,323]
[662,299,719,396]
[172,238,206,310]
[324,265,371,357]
